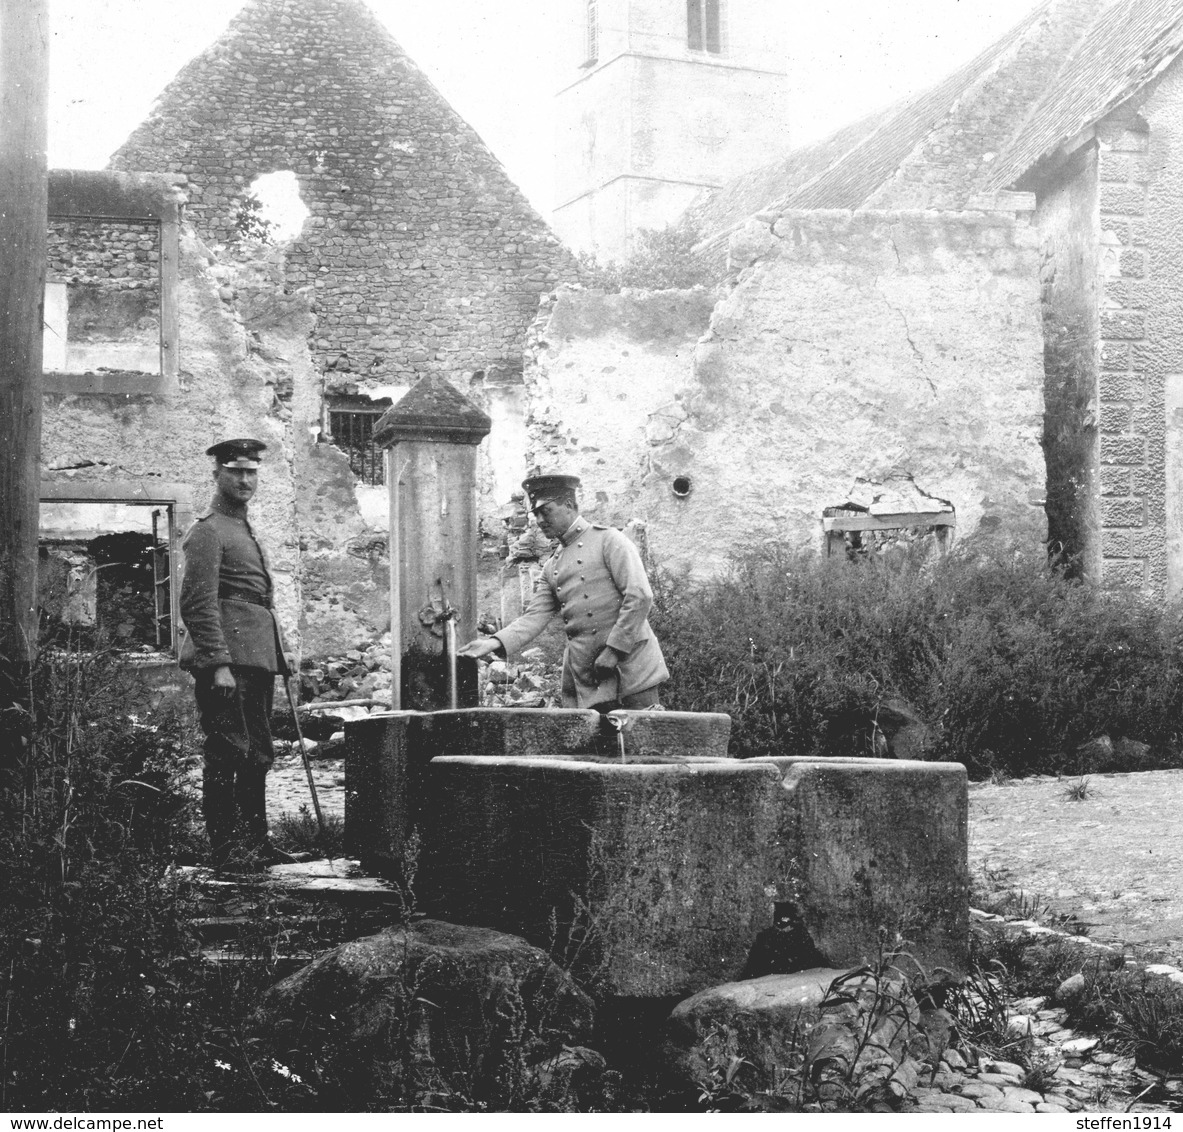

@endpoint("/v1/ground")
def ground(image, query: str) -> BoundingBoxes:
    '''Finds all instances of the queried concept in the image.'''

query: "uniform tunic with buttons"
[179,494,288,852]
[494,515,669,708]
[178,497,288,674]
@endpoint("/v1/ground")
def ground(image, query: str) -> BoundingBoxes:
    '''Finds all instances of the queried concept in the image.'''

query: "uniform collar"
[209,495,249,520]
[558,514,590,547]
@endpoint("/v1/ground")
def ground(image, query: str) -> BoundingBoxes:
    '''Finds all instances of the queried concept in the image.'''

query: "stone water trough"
[344,707,968,999]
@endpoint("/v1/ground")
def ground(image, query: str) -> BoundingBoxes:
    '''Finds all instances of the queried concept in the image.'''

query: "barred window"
[329,409,387,485]
[687,0,722,54]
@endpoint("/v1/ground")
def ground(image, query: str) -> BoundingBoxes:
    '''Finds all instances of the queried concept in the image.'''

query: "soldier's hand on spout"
[212,665,237,695]
[457,637,501,661]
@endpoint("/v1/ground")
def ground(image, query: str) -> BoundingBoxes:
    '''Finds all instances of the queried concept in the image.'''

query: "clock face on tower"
[690,103,730,153]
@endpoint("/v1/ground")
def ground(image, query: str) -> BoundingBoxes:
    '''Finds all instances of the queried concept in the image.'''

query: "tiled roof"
[689,0,1062,246]
[685,108,887,243]
[986,0,1183,189]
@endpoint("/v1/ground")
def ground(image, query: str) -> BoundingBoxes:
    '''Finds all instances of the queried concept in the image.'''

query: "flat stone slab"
[261,858,404,905]
[671,968,847,1030]
[664,968,863,1087]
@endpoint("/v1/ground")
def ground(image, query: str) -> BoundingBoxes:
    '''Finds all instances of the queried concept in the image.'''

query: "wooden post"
[0,0,50,665]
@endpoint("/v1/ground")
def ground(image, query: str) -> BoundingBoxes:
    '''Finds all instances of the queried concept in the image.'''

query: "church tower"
[553,0,792,260]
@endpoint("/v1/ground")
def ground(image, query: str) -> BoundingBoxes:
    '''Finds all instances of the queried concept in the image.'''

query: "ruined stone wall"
[47,219,159,291]
[1128,65,1183,598]
[1033,146,1101,578]
[525,208,1046,577]
[110,0,576,389]
[523,287,718,525]
[40,226,304,649]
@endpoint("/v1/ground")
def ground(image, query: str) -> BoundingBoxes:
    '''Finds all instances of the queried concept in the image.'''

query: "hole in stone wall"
[237,171,310,244]
[823,472,955,563]
[672,475,693,498]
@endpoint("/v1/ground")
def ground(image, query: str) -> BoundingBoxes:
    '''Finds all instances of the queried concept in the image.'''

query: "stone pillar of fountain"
[373,373,491,711]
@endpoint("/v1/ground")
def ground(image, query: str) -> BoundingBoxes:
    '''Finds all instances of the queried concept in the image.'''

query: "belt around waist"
[219,588,272,608]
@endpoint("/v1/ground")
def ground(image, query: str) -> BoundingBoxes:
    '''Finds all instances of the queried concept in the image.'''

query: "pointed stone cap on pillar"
[373,373,492,448]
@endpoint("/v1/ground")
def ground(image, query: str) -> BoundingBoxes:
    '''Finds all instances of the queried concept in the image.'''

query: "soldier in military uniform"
[459,473,669,710]
[179,438,294,867]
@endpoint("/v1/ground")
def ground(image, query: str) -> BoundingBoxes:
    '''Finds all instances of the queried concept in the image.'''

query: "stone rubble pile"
[271,636,395,758]
[481,647,562,709]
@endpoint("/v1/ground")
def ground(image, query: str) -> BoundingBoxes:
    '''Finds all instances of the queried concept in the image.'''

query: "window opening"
[38,502,177,654]
[45,218,163,374]
[823,472,955,563]
[823,510,955,562]
[586,0,599,64]
[237,171,309,244]
[687,0,722,53]
[328,405,391,485]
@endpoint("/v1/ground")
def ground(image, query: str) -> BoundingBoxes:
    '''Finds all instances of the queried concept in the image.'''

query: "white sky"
[41,0,1045,216]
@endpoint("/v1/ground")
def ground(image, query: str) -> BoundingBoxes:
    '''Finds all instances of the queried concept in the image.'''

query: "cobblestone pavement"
[968,769,1183,957]
[268,752,345,823]
[908,924,1183,1113]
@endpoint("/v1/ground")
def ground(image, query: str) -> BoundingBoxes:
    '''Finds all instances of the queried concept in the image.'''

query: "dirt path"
[267,755,1183,960]
[968,769,1183,958]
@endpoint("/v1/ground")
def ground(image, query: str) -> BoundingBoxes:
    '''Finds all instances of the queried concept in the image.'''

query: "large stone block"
[421,756,790,998]
[344,708,734,877]
[760,757,969,975]
[417,707,603,759]
[419,754,968,997]
[605,709,732,759]
[252,919,595,1108]
[343,711,427,878]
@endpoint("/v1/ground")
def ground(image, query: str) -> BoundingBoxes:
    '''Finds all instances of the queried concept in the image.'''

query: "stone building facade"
[657,0,1183,596]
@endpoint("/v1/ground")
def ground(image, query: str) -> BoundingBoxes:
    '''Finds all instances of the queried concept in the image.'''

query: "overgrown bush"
[649,543,1183,777]
[0,644,322,1111]
[577,223,711,291]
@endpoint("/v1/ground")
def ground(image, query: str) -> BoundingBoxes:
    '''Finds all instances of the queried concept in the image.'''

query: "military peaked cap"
[207,437,267,469]
[522,472,581,507]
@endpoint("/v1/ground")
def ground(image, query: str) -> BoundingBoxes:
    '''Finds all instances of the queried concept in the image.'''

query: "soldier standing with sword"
[179,437,311,869]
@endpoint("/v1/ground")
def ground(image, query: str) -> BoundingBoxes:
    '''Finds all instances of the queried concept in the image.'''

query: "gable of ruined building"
[109,0,579,388]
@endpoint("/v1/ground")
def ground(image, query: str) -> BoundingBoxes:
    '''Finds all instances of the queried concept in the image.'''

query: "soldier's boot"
[202,764,237,869]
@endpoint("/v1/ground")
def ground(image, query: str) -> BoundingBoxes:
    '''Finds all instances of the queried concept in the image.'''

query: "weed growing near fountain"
[650,543,1183,777]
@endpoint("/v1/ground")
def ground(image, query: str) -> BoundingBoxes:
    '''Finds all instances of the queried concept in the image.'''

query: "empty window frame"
[38,484,194,656]
[687,0,722,53]
[328,407,389,485]
[823,509,956,561]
